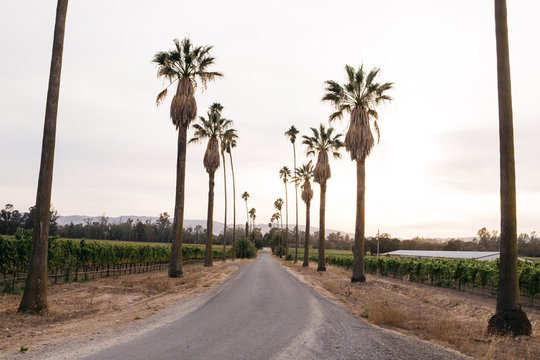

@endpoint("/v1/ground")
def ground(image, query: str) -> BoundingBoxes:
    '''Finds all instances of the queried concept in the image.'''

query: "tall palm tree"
[225,129,238,261]
[242,191,250,236]
[248,208,256,234]
[302,124,343,271]
[293,161,314,267]
[190,106,231,267]
[279,166,291,259]
[285,126,300,263]
[152,37,222,277]
[322,64,392,282]
[19,0,69,313]
[274,198,284,257]
[488,0,532,336]
[211,103,237,263]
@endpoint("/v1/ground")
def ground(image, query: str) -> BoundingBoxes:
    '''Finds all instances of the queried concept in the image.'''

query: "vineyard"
[0,230,233,292]
[291,248,540,305]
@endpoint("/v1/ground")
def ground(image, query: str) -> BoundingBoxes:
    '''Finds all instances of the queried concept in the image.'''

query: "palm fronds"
[322,64,393,161]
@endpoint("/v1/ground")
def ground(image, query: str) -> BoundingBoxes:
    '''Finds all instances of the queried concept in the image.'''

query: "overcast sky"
[0,0,538,238]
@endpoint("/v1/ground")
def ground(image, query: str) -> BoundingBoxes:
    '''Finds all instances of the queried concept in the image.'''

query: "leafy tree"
[190,105,231,266]
[0,204,23,235]
[293,161,314,267]
[153,37,222,276]
[488,0,531,336]
[19,0,68,313]
[302,124,343,271]
[285,126,300,262]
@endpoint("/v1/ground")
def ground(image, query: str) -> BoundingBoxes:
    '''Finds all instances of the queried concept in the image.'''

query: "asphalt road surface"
[79,251,464,360]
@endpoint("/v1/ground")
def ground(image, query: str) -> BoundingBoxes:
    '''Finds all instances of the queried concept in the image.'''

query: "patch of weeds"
[20,346,28,352]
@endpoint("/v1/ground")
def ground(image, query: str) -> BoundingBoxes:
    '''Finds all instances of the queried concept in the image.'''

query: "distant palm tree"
[211,103,238,263]
[248,208,256,234]
[279,166,291,259]
[293,161,314,267]
[19,0,69,313]
[224,129,239,261]
[274,198,284,258]
[242,191,250,236]
[152,37,222,277]
[190,105,231,267]
[271,212,280,229]
[487,0,532,336]
[322,64,392,282]
[302,124,343,271]
[285,126,300,263]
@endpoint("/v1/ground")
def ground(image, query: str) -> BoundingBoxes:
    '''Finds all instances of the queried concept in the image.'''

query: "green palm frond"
[153,37,223,112]
[322,64,393,161]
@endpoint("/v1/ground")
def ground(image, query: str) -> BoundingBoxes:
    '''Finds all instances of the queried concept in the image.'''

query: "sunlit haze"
[1,0,538,238]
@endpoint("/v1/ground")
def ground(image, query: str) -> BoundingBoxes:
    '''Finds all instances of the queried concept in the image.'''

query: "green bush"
[235,237,256,259]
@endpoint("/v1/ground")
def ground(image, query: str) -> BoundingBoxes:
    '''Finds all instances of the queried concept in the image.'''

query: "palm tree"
[293,161,314,267]
[190,106,231,267]
[271,212,280,229]
[322,64,392,282]
[248,208,256,234]
[211,103,237,263]
[225,128,239,261]
[152,37,222,277]
[274,198,284,258]
[285,126,300,263]
[19,0,69,313]
[279,166,291,259]
[242,191,250,236]
[302,124,343,271]
[487,0,532,336]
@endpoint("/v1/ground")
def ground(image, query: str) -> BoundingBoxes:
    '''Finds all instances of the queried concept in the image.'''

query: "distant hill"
[57,215,353,237]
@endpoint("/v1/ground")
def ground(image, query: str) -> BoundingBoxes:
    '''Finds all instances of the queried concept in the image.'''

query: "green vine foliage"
[293,249,540,302]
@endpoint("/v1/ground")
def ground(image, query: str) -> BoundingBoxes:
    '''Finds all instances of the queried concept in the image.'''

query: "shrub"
[234,237,256,259]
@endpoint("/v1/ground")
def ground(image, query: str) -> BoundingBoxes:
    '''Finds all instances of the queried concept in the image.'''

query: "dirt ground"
[0,260,244,355]
[279,259,540,360]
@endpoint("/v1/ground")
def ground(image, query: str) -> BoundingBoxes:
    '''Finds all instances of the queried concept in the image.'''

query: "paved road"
[80,251,464,360]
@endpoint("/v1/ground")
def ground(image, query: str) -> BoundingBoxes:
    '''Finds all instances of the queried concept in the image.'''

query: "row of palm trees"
[273,124,342,270]
[19,0,531,337]
[273,63,393,276]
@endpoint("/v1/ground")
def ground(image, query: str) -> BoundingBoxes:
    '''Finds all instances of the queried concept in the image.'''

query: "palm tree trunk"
[19,0,68,313]
[293,143,299,263]
[318,182,326,271]
[221,151,227,262]
[302,201,310,267]
[352,159,366,282]
[229,152,236,261]
[168,127,187,278]
[284,182,289,259]
[279,211,283,258]
[204,172,215,267]
[245,200,249,237]
[488,0,531,336]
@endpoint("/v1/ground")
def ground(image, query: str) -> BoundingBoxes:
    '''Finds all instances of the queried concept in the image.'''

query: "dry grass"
[0,261,241,356]
[279,259,540,360]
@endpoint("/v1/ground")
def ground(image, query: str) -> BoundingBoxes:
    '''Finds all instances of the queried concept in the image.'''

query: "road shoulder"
[0,260,248,359]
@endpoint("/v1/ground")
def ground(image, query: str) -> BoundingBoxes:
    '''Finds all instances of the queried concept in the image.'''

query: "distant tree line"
[0,204,243,245]
[2,204,539,257]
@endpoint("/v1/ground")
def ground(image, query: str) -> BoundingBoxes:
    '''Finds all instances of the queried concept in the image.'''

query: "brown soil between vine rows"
[279,258,540,360]
[0,260,244,356]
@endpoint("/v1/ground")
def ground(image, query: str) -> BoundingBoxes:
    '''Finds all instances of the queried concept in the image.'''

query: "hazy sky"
[0,0,538,238]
